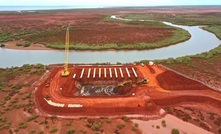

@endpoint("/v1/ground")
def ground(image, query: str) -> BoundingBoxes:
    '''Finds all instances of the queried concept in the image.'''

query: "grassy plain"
[0,9,190,50]
[123,12,221,26]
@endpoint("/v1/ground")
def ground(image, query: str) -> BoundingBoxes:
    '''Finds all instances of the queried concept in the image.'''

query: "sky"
[0,0,221,7]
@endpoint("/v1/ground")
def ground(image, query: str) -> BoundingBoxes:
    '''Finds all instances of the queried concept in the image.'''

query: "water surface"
[0,20,220,68]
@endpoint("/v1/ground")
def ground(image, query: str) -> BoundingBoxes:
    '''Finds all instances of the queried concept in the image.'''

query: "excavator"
[118,80,132,87]
[61,27,70,77]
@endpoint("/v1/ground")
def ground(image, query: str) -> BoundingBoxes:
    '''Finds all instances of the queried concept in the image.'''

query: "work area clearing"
[34,63,220,116]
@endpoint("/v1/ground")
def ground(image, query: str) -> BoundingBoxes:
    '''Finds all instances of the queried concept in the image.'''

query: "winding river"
[0,16,221,68]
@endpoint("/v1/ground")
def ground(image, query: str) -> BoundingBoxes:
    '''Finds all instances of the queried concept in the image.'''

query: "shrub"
[35,64,44,69]
[91,122,102,131]
[0,117,7,122]
[162,120,166,127]
[131,126,137,131]
[15,128,19,132]
[121,116,130,122]
[117,124,125,129]
[105,118,111,123]
[0,101,6,106]
[209,115,215,120]
[49,128,58,133]
[27,114,38,122]
[19,122,27,128]
[171,128,180,134]
[66,121,73,126]
[38,130,44,134]
[0,44,5,47]
[10,99,18,104]
[134,123,139,128]
[45,124,50,128]
[4,122,11,129]
[214,120,221,126]
[29,129,36,134]
[66,129,75,134]
[23,42,31,47]
[156,125,160,129]
[218,128,221,134]
[16,43,23,46]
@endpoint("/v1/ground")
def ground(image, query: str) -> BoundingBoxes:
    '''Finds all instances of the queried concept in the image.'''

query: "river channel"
[0,16,221,68]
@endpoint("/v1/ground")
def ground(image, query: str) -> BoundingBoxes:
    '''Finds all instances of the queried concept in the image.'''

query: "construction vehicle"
[136,78,149,84]
[61,27,70,77]
[118,80,132,87]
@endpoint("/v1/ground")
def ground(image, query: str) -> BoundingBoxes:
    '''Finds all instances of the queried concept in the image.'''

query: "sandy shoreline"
[1,41,53,50]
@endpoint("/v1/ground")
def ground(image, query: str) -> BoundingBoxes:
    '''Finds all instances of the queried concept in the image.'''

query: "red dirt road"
[34,64,221,116]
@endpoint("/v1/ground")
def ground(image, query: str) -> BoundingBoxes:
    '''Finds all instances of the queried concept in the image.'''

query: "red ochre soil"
[156,70,209,90]
[34,64,221,116]
[0,9,173,45]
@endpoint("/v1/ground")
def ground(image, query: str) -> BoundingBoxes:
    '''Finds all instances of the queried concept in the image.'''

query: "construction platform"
[35,64,155,116]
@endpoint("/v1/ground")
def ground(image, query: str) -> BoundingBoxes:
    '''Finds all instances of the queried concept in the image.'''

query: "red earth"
[0,9,176,45]
[34,64,221,116]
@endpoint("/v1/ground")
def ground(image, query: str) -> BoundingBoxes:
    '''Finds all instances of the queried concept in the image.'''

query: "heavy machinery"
[136,78,149,84]
[61,27,70,77]
[118,80,132,87]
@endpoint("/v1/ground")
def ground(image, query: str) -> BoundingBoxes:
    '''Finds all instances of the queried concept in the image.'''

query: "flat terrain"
[0,7,191,50]
[35,64,221,133]
[1,6,221,134]
[0,63,221,133]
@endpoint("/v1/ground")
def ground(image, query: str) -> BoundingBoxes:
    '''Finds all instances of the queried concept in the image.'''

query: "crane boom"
[61,28,70,77]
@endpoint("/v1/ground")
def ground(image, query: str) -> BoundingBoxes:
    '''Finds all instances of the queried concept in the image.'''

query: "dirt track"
[34,64,221,116]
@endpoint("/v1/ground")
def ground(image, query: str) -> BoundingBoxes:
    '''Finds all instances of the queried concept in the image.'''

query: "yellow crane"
[61,27,70,77]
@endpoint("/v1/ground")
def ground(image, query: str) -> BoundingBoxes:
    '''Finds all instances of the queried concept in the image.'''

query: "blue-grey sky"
[1,0,221,6]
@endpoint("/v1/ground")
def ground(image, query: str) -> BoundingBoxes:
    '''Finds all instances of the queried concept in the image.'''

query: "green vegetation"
[45,124,50,128]
[171,128,180,134]
[105,118,111,123]
[27,114,38,122]
[131,126,137,131]
[19,122,27,128]
[123,13,221,26]
[218,128,221,134]
[0,44,5,47]
[131,123,139,131]
[4,121,11,129]
[161,120,166,127]
[134,123,139,128]
[15,42,31,47]
[29,129,36,134]
[45,25,190,50]
[49,128,58,133]
[38,130,44,134]
[117,124,125,129]
[121,116,130,122]
[66,129,75,134]
[203,26,221,40]
[23,42,31,47]
[0,117,7,122]
[91,121,102,131]
[0,63,45,85]
[66,120,73,126]
[16,43,23,46]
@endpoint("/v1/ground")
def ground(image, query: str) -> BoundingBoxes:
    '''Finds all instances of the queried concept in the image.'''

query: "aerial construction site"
[34,28,221,117]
